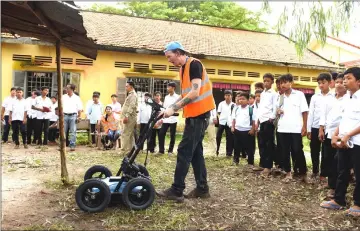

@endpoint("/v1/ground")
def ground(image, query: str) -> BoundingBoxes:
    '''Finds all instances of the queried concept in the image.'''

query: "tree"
[262,0,360,56]
[87,1,267,32]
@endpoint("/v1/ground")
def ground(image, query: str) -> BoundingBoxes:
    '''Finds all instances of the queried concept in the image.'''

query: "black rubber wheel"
[122,178,155,210]
[75,179,111,213]
[84,165,112,181]
[138,164,149,177]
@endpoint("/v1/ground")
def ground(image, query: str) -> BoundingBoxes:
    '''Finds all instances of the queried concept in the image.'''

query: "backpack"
[234,105,253,126]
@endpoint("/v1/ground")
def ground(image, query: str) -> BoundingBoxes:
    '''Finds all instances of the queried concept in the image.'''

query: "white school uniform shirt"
[62,94,83,114]
[25,97,37,119]
[209,108,217,124]
[111,102,122,114]
[307,91,335,132]
[137,102,152,124]
[257,88,278,123]
[10,98,27,121]
[34,96,52,119]
[2,96,16,116]
[253,102,260,131]
[49,102,59,122]
[232,105,255,131]
[338,90,360,146]
[87,102,103,124]
[228,104,239,128]
[162,93,180,124]
[277,89,309,134]
[217,100,235,126]
[319,94,346,139]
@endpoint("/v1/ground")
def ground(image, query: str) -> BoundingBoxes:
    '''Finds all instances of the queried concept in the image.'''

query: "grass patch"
[24,222,74,231]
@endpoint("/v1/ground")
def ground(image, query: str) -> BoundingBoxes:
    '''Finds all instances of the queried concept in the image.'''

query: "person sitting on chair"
[99,105,121,150]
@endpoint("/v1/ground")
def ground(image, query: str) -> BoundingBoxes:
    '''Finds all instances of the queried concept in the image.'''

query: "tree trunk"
[56,40,69,184]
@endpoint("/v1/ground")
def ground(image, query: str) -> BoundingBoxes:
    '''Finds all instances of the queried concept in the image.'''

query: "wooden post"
[56,40,69,184]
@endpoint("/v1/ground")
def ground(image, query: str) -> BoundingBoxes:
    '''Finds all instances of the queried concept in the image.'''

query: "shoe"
[184,188,210,199]
[24,144,28,149]
[156,188,184,203]
[252,166,264,172]
[216,151,219,156]
[15,145,20,149]
[168,151,173,156]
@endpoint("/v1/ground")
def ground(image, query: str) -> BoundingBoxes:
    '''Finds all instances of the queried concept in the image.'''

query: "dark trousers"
[259,121,275,169]
[26,117,37,144]
[35,119,49,145]
[48,121,59,142]
[11,120,26,145]
[216,124,234,156]
[323,138,338,189]
[257,132,264,167]
[172,118,209,195]
[159,123,177,153]
[233,130,255,165]
[138,123,151,150]
[310,128,325,175]
[334,145,360,206]
[148,128,160,152]
[278,132,307,174]
[276,131,298,172]
[90,124,96,144]
[2,115,11,142]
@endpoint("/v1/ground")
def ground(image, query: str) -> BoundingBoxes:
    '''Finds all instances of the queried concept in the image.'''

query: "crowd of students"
[210,67,360,217]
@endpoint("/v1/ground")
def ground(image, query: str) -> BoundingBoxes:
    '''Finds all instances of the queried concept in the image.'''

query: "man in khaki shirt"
[120,80,138,155]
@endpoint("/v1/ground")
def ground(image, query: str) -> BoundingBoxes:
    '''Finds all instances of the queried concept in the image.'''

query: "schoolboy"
[231,92,256,166]
[277,74,308,182]
[257,73,278,176]
[320,67,360,217]
[9,88,27,149]
[253,89,264,170]
[318,73,346,198]
[307,73,334,182]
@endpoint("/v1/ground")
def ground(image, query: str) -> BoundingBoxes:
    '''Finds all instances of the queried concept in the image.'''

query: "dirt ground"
[1,142,359,230]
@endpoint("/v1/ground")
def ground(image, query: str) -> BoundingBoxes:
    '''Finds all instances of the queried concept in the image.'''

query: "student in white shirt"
[257,73,278,176]
[9,88,27,149]
[26,89,40,145]
[277,74,309,182]
[249,94,255,108]
[87,92,103,145]
[158,82,180,155]
[110,94,122,115]
[320,67,360,217]
[62,84,83,151]
[231,92,256,166]
[216,90,235,157]
[137,93,152,151]
[148,91,163,153]
[32,86,52,148]
[253,89,264,170]
[48,96,59,144]
[318,73,346,198]
[1,87,16,143]
[85,91,102,119]
[307,73,334,182]
[228,93,244,157]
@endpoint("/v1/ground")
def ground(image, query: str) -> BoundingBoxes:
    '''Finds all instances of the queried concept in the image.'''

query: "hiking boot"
[24,144,28,149]
[14,145,20,149]
[156,188,184,203]
[184,188,210,199]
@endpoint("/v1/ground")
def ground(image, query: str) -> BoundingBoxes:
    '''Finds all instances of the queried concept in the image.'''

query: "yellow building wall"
[2,42,330,115]
[311,43,360,64]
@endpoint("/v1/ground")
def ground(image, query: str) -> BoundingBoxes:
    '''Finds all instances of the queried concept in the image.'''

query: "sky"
[75,1,359,46]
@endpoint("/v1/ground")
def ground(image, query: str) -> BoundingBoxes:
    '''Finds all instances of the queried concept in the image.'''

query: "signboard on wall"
[213,83,250,90]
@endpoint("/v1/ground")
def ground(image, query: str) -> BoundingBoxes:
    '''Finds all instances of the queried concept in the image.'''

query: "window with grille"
[26,72,53,97]
[126,77,151,105]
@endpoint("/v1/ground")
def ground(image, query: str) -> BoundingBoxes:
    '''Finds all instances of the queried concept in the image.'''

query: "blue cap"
[164,41,186,53]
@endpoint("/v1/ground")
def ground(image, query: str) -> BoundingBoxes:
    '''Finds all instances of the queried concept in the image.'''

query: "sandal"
[320,200,345,210]
[346,207,360,217]
[282,175,293,183]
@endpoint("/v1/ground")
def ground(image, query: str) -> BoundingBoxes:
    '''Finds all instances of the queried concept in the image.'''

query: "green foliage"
[263,0,359,57]
[87,1,267,32]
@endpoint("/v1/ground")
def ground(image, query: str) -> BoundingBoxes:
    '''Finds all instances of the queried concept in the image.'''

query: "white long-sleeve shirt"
[307,91,334,132]
[319,94,346,139]
[217,100,235,126]
[257,88,278,123]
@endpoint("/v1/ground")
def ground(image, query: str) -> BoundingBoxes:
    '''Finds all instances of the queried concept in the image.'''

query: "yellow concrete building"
[1,11,341,113]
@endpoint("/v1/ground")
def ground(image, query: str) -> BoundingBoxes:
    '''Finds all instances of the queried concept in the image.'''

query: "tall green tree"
[87,1,267,32]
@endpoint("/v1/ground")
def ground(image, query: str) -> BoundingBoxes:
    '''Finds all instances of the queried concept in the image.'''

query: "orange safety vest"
[180,57,216,118]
